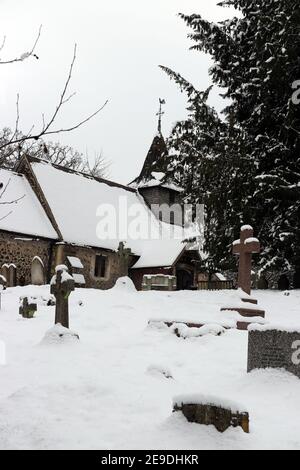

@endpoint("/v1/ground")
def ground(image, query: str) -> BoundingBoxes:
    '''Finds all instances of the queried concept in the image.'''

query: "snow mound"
[112,277,137,292]
[147,365,174,380]
[148,321,169,331]
[27,294,55,307]
[41,324,80,345]
[173,323,226,339]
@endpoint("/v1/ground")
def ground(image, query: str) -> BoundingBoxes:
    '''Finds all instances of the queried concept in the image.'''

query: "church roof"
[0,168,59,239]
[130,132,167,186]
[27,159,187,268]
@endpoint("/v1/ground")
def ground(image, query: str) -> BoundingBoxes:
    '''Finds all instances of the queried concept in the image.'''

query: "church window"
[94,255,107,278]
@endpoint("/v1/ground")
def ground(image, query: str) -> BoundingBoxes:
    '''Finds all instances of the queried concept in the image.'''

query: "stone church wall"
[0,231,51,286]
[51,243,124,290]
[139,187,183,226]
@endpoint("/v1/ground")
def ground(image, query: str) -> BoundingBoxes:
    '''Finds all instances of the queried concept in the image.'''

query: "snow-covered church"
[0,130,201,291]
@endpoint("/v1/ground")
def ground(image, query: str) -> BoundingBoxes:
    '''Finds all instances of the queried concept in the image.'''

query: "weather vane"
[156,98,166,133]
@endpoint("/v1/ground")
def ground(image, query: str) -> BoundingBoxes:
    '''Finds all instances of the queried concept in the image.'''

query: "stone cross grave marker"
[221,225,265,329]
[233,225,260,296]
[50,265,75,329]
[117,242,132,278]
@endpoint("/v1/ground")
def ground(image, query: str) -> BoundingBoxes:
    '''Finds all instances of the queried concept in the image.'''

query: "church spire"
[156,98,166,134]
[129,99,169,188]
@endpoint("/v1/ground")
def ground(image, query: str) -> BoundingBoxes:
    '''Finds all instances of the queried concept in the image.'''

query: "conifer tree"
[162,0,300,273]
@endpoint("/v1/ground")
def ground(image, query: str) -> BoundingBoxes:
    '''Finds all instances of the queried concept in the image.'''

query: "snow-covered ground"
[0,281,300,450]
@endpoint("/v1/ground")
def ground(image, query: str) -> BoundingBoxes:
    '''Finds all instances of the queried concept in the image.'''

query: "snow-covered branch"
[0,25,41,65]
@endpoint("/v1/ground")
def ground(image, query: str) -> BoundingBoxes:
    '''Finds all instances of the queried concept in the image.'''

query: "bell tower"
[129,99,183,226]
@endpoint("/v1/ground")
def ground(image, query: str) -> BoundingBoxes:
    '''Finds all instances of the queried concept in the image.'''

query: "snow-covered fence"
[198,280,233,291]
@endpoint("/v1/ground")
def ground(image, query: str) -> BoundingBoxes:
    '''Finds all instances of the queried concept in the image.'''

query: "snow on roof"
[131,239,185,269]
[0,168,58,240]
[31,161,186,268]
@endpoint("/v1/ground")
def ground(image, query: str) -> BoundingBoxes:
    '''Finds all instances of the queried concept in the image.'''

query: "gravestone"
[1,265,9,287]
[1,264,16,288]
[221,225,265,329]
[0,275,7,290]
[0,275,6,310]
[248,327,300,378]
[19,297,37,319]
[8,264,17,287]
[173,396,249,434]
[31,257,45,285]
[232,225,260,296]
[50,265,75,329]
[117,242,132,278]
[142,274,177,291]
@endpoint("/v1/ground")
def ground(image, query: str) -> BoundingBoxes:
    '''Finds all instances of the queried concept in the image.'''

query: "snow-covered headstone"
[50,265,75,329]
[41,323,79,345]
[0,275,7,310]
[248,325,300,378]
[173,395,249,434]
[0,275,7,290]
[31,256,45,286]
[19,296,37,319]
[142,274,177,291]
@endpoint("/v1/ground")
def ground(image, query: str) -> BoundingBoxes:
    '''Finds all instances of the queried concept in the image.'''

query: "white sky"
[0,0,236,184]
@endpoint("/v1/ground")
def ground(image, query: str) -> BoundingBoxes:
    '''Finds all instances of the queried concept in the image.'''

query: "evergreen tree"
[162,0,300,273]
[161,67,254,272]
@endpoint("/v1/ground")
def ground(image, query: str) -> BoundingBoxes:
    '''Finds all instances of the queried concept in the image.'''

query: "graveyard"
[0,279,300,450]
[0,0,299,454]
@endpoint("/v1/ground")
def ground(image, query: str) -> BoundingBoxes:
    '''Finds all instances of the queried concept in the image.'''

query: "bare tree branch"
[0,43,108,151]
[0,25,41,65]
[0,179,25,225]
[39,101,108,137]
[42,44,78,135]
[0,211,13,221]
[0,194,25,205]
[0,179,11,199]
[0,36,6,53]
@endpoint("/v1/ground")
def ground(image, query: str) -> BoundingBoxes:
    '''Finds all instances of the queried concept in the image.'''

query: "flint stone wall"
[0,231,51,286]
